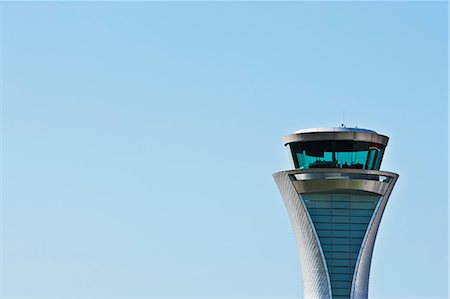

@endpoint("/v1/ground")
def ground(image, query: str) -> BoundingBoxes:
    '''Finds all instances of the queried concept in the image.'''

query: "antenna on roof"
[342,111,346,128]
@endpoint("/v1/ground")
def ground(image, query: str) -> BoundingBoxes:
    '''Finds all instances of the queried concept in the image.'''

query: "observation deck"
[284,127,388,171]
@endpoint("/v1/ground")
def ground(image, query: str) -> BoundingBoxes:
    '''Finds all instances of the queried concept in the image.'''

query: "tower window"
[289,140,385,170]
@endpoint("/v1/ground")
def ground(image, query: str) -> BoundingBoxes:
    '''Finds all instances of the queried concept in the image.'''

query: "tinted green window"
[333,288,351,296]
[332,259,352,267]
[289,140,385,170]
[331,238,351,245]
[330,273,353,281]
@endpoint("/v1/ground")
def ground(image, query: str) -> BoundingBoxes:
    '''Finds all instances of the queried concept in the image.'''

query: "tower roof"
[284,127,388,146]
[294,127,377,134]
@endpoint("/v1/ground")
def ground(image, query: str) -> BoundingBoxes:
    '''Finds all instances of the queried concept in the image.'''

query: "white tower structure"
[273,127,398,299]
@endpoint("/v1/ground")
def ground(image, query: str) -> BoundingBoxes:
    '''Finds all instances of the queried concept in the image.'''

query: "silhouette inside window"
[289,140,385,170]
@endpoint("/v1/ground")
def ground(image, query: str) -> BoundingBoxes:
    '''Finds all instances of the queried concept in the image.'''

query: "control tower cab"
[285,127,388,171]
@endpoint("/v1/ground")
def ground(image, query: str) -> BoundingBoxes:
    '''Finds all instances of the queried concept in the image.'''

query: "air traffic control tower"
[273,127,398,299]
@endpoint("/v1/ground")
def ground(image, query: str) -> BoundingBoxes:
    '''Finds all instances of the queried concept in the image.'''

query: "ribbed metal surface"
[351,175,398,299]
[274,172,332,299]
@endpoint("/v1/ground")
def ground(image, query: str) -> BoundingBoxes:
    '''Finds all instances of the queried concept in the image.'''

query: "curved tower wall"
[274,171,332,298]
[274,170,398,299]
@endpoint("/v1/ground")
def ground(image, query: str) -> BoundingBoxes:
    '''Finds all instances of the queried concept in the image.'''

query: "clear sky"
[1,1,448,298]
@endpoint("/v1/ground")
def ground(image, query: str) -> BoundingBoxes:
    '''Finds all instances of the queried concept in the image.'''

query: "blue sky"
[1,1,448,298]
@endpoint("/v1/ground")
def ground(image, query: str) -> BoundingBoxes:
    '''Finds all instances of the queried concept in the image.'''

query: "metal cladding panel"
[274,172,332,299]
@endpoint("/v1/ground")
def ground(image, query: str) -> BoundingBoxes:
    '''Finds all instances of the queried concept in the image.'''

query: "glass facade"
[302,193,381,299]
[289,141,385,170]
